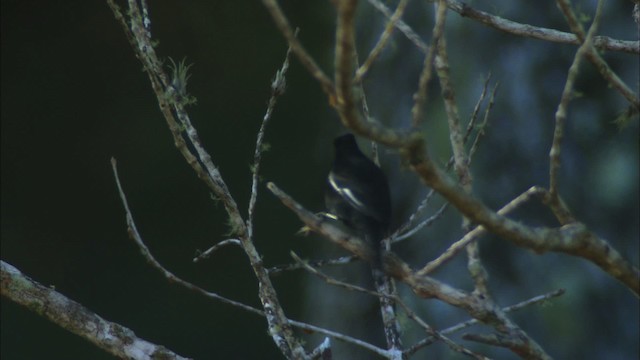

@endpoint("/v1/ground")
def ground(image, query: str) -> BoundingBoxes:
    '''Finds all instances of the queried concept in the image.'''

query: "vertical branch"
[334,0,408,147]
[248,36,294,238]
[431,0,489,296]
[433,3,469,192]
[107,2,307,358]
[467,82,499,162]
[335,1,403,352]
[334,0,360,130]
[409,1,444,128]
[549,0,604,219]
[352,50,380,163]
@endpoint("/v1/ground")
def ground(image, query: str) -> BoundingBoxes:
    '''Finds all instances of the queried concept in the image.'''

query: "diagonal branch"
[403,139,640,296]
[556,0,638,111]
[268,182,551,359]
[261,0,334,97]
[111,160,385,357]
[1,260,190,360]
[354,0,410,83]
[291,253,486,359]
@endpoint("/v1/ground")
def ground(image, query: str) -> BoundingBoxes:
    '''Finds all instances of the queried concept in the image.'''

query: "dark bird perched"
[326,134,402,348]
[325,133,391,268]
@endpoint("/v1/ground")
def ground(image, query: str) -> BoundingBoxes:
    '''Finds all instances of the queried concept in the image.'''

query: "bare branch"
[268,255,358,275]
[368,0,639,55]
[262,0,639,297]
[355,0,410,82]
[114,159,384,359]
[397,77,495,243]
[386,254,551,359]
[261,0,334,97]
[393,299,489,360]
[434,2,469,194]
[393,201,449,242]
[367,0,428,52]
[447,0,639,54]
[111,158,264,316]
[430,2,491,298]
[193,238,241,263]
[1,261,190,360]
[107,2,309,357]
[269,182,550,358]
[467,82,499,162]
[404,289,565,356]
[418,186,547,276]
[248,33,294,238]
[555,0,639,108]
[267,182,375,262]
[549,0,605,218]
[334,0,360,130]
[410,0,446,128]
[402,137,640,295]
[308,338,332,360]
[293,252,485,359]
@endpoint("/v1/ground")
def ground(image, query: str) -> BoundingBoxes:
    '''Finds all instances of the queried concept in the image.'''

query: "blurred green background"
[1,1,638,359]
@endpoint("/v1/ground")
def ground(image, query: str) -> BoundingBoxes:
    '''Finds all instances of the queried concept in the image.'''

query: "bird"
[325,133,391,269]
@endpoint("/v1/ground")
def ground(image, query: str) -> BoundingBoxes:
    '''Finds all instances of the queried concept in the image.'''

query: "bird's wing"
[328,171,377,219]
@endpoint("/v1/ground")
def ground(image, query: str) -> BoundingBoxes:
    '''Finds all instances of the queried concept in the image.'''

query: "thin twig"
[410,0,446,128]
[393,299,489,360]
[391,188,439,239]
[270,183,551,358]
[549,0,604,212]
[368,0,428,52]
[268,255,357,276]
[111,158,262,316]
[112,158,387,358]
[467,82,499,162]
[292,252,397,359]
[557,0,639,108]
[393,202,449,242]
[396,77,494,242]
[248,32,295,239]
[417,186,547,276]
[261,0,334,97]
[108,2,307,356]
[355,0,410,82]
[352,51,380,164]
[404,289,566,357]
[292,252,483,359]
[464,74,492,142]
[193,238,241,263]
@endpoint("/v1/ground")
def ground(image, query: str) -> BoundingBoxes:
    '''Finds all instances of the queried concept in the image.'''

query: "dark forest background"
[1,1,638,359]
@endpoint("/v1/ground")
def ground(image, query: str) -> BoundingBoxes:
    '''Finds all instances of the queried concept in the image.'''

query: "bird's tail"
[361,221,386,272]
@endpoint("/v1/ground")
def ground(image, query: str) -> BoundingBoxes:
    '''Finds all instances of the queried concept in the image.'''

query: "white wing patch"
[329,172,365,209]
